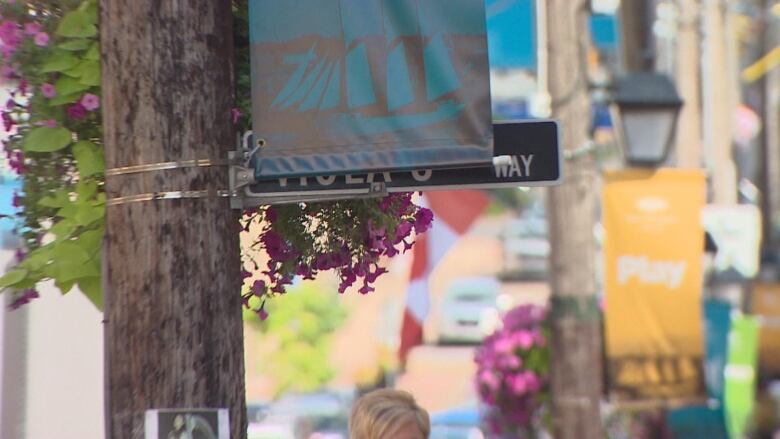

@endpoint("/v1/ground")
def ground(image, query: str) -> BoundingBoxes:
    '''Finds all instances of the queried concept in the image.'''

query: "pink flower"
[40,83,56,98]
[524,371,541,392]
[479,370,500,390]
[24,22,41,36]
[494,337,514,355]
[0,65,15,79]
[252,279,266,297]
[67,102,88,120]
[413,208,434,233]
[34,119,57,128]
[18,78,27,95]
[231,107,241,125]
[0,20,22,57]
[257,304,269,321]
[509,373,528,394]
[80,93,100,111]
[264,206,278,223]
[395,220,413,242]
[516,330,535,350]
[3,111,15,131]
[33,32,48,47]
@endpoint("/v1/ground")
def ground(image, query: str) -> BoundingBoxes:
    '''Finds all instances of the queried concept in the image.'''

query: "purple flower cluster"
[241,193,432,319]
[5,147,22,173]
[0,19,50,59]
[474,304,550,437]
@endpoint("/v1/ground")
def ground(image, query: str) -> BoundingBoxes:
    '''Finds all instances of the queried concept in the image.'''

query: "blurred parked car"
[430,405,486,439]
[500,217,550,280]
[247,392,350,439]
[437,277,511,345]
[247,402,270,425]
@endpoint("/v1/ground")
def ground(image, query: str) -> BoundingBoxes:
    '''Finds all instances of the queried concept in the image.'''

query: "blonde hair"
[349,389,430,439]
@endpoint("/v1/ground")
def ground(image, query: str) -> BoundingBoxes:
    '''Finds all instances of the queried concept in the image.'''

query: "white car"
[437,277,510,344]
[501,217,550,279]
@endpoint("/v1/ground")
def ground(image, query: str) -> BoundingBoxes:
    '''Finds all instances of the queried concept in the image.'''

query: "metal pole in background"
[545,1,605,437]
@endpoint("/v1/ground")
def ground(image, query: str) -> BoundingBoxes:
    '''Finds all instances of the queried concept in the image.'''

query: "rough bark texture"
[546,1,604,438]
[101,1,246,438]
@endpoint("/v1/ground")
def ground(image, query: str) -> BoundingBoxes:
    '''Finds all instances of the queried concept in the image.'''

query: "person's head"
[349,389,430,439]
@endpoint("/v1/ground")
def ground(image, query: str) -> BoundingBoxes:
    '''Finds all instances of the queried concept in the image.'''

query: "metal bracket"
[228,145,390,209]
[228,150,257,209]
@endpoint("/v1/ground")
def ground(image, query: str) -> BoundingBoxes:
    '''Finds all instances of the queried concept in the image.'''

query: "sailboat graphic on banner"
[249,0,493,177]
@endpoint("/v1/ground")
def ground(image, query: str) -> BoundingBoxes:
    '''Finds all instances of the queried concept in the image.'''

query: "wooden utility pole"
[101,1,247,438]
[545,1,604,438]
[675,0,703,169]
[703,0,738,204]
[763,5,780,250]
[619,0,654,72]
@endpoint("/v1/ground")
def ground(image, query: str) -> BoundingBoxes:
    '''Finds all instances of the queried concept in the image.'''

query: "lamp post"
[611,72,684,167]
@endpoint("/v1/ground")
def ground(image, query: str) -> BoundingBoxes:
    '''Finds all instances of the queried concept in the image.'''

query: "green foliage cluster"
[0,0,103,307]
[245,283,348,397]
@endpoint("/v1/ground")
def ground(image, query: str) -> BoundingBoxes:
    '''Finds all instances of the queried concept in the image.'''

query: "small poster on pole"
[145,409,229,439]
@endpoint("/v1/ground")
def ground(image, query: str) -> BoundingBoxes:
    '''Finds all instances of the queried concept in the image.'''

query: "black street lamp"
[611,72,683,167]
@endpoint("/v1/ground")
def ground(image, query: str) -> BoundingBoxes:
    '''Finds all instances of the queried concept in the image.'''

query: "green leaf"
[75,181,99,200]
[0,269,28,289]
[72,141,104,177]
[85,43,99,61]
[79,66,100,86]
[57,10,97,38]
[50,219,78,241]
[64,59,100,86]
[54,257,100,283]
[78,277,102,310]
[23,127,73,152]
[77,228,104,257]
[54,76,90,97]
[48,93,81,106]
[20,245,54,271]
[58,39,92,51]
[56,278,76,294]
[38,190,71,208]
[53,241,91,264]
[40,51,79,73]
[75,204,104,227]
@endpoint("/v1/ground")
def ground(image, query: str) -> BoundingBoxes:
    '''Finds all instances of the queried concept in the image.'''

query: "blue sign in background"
[0,174,20,249]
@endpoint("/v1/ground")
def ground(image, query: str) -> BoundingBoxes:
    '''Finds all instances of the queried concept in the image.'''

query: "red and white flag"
[398,190,490,366]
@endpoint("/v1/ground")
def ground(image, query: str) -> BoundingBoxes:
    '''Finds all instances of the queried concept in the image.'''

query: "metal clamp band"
[106,159,229,177]
[107,190,232,207]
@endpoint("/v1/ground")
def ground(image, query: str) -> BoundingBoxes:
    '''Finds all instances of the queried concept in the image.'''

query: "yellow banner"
[603,169,706,401]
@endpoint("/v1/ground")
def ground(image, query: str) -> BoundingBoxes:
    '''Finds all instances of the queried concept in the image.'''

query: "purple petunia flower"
[33,32,48,47]
[67,102,88,120]
[24,22,41,36]
[40,83,56,98]
[80,93,100,111]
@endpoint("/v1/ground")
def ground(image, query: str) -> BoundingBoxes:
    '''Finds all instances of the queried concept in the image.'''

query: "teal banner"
[249,0,493,178]
[705,299,732,404]
[667,406,728,439]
